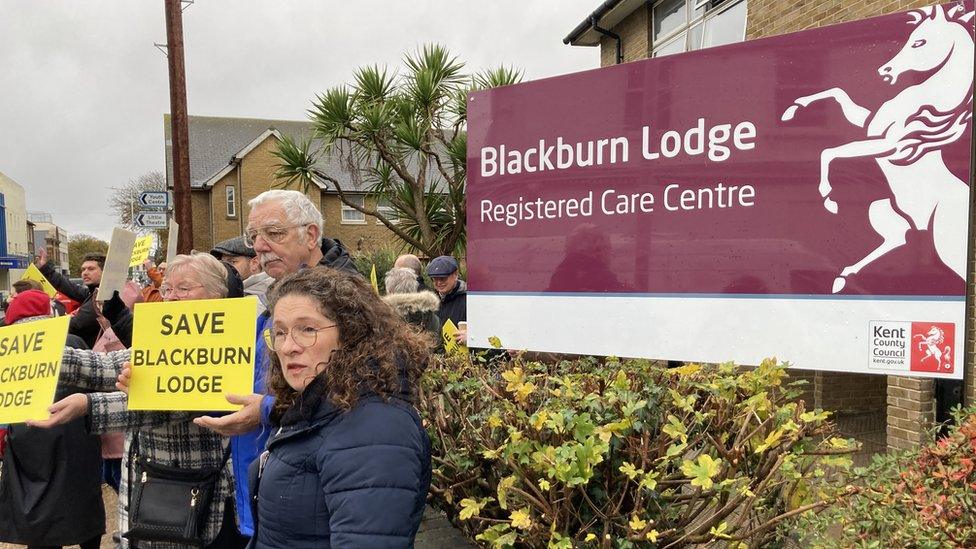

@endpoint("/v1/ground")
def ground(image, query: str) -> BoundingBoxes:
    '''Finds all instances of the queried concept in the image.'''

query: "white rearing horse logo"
[914,325,952,369]
[782,3,974,293]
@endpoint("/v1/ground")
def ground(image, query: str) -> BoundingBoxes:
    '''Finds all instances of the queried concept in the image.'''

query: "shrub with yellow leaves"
[419,355,856,547]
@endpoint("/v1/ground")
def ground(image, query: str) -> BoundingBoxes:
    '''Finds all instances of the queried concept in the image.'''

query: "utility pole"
[164,0,193,253]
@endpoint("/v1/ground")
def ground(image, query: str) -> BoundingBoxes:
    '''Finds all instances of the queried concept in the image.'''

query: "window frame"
[651,0,747,58]
[340,194,367,225]
[225,185,236,218]
[375,198,398,225]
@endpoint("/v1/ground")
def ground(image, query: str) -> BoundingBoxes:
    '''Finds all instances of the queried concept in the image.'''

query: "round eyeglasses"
[263,324,337,351]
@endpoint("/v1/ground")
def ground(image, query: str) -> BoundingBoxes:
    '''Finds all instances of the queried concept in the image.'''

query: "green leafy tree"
[68,234,109,276]
[273,44,521,257]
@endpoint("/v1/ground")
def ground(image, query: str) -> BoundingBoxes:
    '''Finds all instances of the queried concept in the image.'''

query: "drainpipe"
[591,14,623,64]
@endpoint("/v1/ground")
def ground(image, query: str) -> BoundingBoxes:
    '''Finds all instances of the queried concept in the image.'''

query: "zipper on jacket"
[190,488,199,508]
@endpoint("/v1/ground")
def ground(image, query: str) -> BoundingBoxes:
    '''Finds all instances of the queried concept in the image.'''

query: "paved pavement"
[0,489,472,549]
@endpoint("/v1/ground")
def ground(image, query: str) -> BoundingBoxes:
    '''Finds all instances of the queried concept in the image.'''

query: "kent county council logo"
[910,322,954,373]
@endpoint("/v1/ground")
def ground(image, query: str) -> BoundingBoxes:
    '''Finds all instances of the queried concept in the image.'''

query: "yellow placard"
[370,264,379,295]
[127,296,258,411]
[20,264,58,298]
[129,235,154,267]
[0,316,70,424]
[441,318,468,358]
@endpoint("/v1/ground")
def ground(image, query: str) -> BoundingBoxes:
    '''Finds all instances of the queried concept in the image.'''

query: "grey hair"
[166,253,229,298]
[248,189,324,245]
[385,267,419,295]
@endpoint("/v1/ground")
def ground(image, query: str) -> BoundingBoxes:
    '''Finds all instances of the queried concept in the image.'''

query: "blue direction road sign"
[139,191,169,208]
[135,211,168,228]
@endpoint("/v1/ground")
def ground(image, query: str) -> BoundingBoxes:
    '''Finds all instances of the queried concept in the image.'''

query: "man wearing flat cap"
[427,255,466,345]
[211,236,274,314]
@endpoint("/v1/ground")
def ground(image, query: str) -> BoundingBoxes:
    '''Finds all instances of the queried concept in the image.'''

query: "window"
[375,199,398,224]
[652,0,747,58]
[341,195,366,224]
[225,185,236,218]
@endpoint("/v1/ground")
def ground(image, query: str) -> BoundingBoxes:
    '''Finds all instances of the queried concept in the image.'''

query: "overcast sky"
[0,0,599,243]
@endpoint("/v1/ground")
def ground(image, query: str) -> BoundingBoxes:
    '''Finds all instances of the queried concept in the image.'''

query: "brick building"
[564,0,974,450]
[164,115,403,255]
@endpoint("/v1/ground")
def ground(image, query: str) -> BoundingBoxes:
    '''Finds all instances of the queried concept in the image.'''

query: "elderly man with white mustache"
[194,189,359,541]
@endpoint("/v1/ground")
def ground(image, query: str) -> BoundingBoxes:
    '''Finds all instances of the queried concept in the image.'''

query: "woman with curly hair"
[250,266,431,548]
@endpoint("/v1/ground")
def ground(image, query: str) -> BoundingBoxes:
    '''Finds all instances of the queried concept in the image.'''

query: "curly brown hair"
[265,267,430,421]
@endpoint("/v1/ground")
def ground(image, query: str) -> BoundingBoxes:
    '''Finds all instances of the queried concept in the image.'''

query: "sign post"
[139,191,169,209]
[134,212,168,229]
[466,4,974,380]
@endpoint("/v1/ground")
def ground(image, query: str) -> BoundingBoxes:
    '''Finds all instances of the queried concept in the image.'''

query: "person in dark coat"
[192,189,361,538]
[249,267,430,548]
[427,255,467,342]
[0,290,105,549]
[36,247,104,348]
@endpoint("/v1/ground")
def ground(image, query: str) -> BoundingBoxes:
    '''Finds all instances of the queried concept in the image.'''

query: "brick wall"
[887,376,936,450]
[599,5,651,67]
[211,170,244,246]
[746,0,937,39]
[815,372,887,412]
[320,194,399,254]
[190,191,211,252]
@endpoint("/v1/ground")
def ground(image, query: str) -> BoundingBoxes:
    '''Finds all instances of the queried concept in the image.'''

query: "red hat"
[6,289,52,325]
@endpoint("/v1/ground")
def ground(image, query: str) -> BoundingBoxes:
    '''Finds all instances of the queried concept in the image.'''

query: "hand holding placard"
[127,296,258,411]
[441,319,468,358]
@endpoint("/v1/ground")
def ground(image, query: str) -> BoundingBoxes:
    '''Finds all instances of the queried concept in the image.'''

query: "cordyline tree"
[273,44,521,258]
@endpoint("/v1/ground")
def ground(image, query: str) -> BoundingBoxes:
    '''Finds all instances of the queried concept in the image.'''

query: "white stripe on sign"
[467,294,964,379]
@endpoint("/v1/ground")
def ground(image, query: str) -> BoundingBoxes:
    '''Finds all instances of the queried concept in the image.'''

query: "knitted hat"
[6,289,52,325]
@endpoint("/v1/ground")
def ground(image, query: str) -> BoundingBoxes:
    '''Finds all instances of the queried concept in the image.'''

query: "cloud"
[0,0,599,242]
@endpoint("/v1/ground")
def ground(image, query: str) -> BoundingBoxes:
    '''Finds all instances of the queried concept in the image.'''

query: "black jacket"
[319,237,360,277]
[436,279,467,328]
[39,262,101,348]
[0,334,105,546]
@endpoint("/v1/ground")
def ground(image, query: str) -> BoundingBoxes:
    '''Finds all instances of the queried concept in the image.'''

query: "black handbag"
[124,434,231,547]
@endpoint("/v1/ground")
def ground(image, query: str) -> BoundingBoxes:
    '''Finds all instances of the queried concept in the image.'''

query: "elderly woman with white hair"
[29,253,249,549]
[382,267,442,352]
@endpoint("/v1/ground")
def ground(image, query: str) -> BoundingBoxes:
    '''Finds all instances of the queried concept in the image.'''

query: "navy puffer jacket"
[249,376,431,548]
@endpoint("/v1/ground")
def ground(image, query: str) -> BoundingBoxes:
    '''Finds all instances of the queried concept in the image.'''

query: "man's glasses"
[243,224,304,248]
[263,324,337,351]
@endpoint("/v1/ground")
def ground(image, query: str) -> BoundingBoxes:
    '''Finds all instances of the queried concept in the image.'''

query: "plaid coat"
[60,347,235,548]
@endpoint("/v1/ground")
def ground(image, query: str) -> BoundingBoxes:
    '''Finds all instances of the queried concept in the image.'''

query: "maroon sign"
[467,2,974,298]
